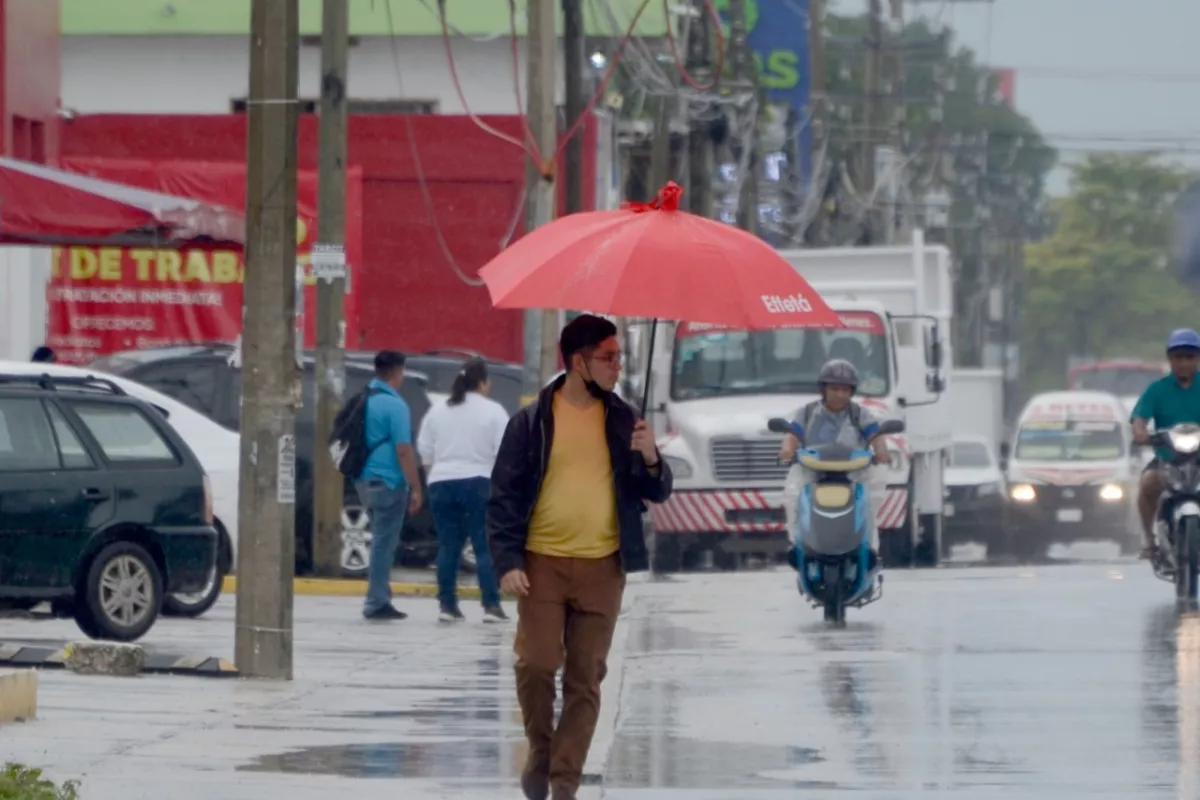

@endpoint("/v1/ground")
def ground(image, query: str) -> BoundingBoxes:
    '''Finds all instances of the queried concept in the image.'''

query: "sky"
[897,0,1200,195]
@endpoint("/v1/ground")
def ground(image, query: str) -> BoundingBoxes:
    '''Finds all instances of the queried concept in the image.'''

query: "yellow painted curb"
[221,575,483,599]
[0,669,37,724]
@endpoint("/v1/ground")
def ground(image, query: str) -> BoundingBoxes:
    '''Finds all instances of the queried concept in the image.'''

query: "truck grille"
[709,437,788,483]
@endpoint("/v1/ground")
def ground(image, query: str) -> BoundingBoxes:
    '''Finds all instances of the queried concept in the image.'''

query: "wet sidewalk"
[2,584,640,800]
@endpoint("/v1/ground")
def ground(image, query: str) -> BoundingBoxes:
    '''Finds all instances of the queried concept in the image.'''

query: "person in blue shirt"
[1132,329,1200,560]
[356,350,422,620]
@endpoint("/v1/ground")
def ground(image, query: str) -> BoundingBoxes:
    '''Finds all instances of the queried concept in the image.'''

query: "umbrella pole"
[639,318,658,416]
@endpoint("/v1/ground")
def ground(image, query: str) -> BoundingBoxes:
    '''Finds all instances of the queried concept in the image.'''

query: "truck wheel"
[880,483,917,568]
[652,535,683,573]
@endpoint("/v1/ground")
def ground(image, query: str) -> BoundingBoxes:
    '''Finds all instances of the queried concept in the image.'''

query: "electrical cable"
[661,0,725,91]
[436,0,538,160]
[384,0,485,287]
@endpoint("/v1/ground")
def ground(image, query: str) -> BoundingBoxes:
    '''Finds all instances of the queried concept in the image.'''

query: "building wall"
[62,35,564,115]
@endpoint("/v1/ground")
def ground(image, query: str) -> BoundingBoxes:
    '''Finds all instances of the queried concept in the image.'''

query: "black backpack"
[328,387,385,479]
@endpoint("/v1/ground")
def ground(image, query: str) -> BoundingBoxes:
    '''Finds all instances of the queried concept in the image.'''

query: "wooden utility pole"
[236,0,299,680]
[685,0,714,218]
[311,0,349,578]
[728,0,758,234]
[563,0,585,215]
[526,0,559,385]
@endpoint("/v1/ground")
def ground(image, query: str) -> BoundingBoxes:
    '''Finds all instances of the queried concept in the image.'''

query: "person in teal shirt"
[355,350,422,620]
[1131,328,1200,559]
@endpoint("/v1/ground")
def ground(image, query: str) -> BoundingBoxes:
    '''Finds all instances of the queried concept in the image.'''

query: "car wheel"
[341,505,372,578]
[460,541,478,574]
[79,541,164,642]
[162,563,222,618]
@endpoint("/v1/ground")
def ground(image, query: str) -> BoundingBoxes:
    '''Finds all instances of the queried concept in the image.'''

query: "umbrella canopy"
[479,182,841,329]
[0,156,244,248]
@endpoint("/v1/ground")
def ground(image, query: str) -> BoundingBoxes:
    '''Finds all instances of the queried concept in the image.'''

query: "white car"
[0,361,238,616]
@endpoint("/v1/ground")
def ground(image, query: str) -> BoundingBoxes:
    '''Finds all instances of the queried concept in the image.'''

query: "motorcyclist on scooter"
[779,359,891,567]
[1132,328,1200,560]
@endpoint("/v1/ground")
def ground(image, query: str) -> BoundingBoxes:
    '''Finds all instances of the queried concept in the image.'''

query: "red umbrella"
[0,156,243,247]
[479,181,842,410]
[479,181,841,330]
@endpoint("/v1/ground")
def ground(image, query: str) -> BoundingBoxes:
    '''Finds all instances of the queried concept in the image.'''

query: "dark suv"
[89,345,438,575]
[0,373,218,641]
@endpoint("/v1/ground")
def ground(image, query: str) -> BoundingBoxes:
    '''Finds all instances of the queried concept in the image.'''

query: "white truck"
[646,231,953,570]
[951,368,1005,453]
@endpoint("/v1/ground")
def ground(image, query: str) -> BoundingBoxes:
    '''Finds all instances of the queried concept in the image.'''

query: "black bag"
[329,387,385,479]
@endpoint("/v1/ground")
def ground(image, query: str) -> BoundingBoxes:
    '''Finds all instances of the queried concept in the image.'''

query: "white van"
[1001,390,1139,560]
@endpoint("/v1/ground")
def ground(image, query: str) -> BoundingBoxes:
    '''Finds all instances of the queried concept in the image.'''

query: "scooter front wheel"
[823,561,845,625]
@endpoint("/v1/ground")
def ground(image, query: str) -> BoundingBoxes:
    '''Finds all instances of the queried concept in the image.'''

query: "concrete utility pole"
[311,0,349,578]
[863,0,883,241]
[728,0,758,234]
[562,0,585,215]
[525,0,560,386]
[237,0,300,680]
[795,0,827,246]
[685,0,714,219]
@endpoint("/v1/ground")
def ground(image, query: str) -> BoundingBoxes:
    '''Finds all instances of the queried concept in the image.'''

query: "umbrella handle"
[639,318,658,416]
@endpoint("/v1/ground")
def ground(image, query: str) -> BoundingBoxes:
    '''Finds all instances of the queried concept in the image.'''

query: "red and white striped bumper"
[650,488,910,534]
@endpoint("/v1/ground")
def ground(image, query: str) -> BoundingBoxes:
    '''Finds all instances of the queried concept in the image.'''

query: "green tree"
[1019,153,1196,393]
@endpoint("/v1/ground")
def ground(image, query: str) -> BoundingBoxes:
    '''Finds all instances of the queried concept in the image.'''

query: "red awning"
[0,156,244,248]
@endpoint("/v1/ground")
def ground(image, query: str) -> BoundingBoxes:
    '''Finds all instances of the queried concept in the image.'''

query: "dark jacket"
[487,375,673,577]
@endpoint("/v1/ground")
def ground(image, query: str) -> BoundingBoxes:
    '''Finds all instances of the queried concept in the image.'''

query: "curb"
[0,643,238,678]
[221,576,484,600]
[0,669,37,723]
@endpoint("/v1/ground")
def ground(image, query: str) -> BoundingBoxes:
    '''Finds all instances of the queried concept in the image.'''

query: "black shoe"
[482,605,509,623]
[364,603,407,620]
[438,604,466,622]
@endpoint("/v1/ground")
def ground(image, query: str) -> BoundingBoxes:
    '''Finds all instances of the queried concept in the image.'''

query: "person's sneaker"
[550,786,577,800]
[482,605,509,623]
[438,604,466,622]
[363,604,407,621]
[1140,544,1160,561]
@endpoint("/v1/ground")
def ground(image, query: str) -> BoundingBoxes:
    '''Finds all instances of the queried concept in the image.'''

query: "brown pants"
[514,551,625,794]
[1139,466,1164,545]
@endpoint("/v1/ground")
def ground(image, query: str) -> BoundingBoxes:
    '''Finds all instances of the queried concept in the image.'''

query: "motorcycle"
[768,416,905,625]
[1144,423,1200,604]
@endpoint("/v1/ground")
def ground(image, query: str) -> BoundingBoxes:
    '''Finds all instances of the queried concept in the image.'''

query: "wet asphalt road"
[6,551,1200,798]
[604,555,1200,799]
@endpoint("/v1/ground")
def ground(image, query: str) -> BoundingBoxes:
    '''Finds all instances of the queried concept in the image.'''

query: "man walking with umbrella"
[487,314,673,800]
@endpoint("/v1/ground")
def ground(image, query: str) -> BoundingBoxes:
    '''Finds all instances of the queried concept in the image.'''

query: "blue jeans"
[428,477,501,609]
[355,478,410,615]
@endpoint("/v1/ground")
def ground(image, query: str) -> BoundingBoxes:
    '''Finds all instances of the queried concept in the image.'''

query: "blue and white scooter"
[768,416,905,625]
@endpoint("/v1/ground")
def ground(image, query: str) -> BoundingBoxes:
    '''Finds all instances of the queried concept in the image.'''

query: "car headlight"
[664,455,693,479]
[1009,483,1036,503]
[1098,483,1124,502]
[1169,430,1200,454]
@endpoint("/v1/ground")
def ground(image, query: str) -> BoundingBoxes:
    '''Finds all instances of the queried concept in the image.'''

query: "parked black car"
[89,344,438,575]
[345,348,527,415]
[0,373,218,641]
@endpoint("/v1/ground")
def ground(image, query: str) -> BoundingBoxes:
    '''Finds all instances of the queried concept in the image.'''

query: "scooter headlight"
[1009,483,1036,503]
[1169,430,1200,454]
[1098,483,1124,502]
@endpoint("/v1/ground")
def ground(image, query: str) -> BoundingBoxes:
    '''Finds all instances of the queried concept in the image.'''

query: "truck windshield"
[1014,420,1125,461]
[670,312,889,400]
[951,441,992,467]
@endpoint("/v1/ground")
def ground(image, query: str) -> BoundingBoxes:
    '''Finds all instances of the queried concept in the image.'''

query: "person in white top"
[417,357,511,622]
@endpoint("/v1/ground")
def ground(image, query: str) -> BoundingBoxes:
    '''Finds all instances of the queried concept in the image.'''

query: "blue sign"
[715,0,813,184]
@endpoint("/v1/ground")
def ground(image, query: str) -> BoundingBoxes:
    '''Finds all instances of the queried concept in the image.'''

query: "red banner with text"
[45,159,363,365]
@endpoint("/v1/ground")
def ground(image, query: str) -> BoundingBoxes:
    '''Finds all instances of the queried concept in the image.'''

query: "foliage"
[0,765,78,800]
[1019,153,1197,393]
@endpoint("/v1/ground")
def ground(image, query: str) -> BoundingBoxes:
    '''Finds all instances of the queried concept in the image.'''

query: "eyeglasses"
[590,351,623,366]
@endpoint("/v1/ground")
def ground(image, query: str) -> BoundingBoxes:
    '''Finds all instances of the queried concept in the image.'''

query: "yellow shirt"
[526,393,620,558]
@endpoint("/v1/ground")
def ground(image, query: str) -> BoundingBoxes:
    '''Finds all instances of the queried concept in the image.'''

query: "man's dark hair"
[560,314,618,367]
[374,349,406,378]
[31,346,55,363]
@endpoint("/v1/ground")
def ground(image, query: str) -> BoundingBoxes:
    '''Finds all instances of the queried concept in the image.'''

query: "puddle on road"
[605,735,832,789]
[240,739,526,780]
